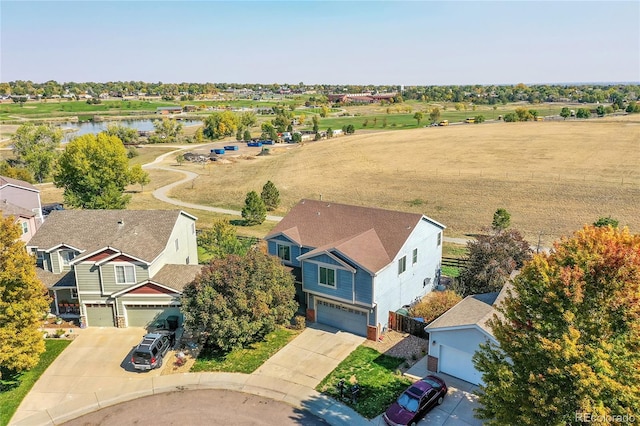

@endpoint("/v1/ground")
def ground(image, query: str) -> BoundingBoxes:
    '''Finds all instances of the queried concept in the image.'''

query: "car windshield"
[397,393,420,412]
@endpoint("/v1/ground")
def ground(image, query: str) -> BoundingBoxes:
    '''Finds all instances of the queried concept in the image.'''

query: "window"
[412,248,418,265]
[115,265,136,284]
[437,232,442,246]
[21,221,29,234]
[277,244,291,262]
[398,256,407,274]
[319,267,335,287]
[60,250,75,266]
[70,288,78,299]
[175,238,179,251]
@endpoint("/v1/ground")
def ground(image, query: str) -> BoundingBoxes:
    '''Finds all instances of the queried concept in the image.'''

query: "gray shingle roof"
[267,199,445,273]
[1,200,35,218]
[36,269,76,289]
[151,264,203,292]
[28,210,191,263]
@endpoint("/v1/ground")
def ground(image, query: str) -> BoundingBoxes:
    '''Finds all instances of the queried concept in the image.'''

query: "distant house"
[424,283,512,385]
[265,199,445,340]
[156,106,183,115]
[27,210,201,327]
[0,175,44,241]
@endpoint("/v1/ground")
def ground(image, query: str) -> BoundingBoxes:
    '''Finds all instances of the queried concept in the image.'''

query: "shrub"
[409,290,462,323]
[292,315,306,330]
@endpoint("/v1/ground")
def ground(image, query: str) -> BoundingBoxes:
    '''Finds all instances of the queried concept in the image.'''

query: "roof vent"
[117,219,124,226]
[317,212,320,216]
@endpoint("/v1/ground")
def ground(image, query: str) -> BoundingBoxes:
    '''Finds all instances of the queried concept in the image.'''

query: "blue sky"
[1,1,638,85]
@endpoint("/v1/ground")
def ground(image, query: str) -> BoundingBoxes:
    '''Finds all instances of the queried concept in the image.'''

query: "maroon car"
[383,375,447,426]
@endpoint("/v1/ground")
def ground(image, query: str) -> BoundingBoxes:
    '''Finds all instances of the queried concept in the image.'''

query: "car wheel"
[437,396,444,405]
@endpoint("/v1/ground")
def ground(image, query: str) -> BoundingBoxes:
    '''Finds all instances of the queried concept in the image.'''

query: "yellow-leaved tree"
[0,217,51,376]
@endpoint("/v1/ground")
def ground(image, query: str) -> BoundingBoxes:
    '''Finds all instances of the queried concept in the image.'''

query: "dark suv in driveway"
[131,332,173,371]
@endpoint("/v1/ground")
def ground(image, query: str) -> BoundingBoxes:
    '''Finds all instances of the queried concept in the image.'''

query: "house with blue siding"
[265,199,445,340]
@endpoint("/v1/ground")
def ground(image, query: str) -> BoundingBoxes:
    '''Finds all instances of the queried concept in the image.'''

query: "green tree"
[413,111,424,126]
[492,208,511,231]
[150,118,183,143]
[260,122,278,141]
[457,229,531,296]
[12,123,62,183]
[260,180,280,211]
[243,129,252,141]
[0,217,51,376]
[129,164,150,192]
[54,133,134,209]
[105,125,139,146]
[240,111,257,128]
[326,127,333,139]
[474,226,640,425]
[474,115,485,123]
[0,161,33,183]
[593,216,619,228]
[312,115,319,133]
[181,249,298,352]
[595,105,606,117]
[203,111,239,139]
[576,108,591,119]
[197,219,252,261]
[560,107,571,119]
[429,107,441,124]
[241,191,266,225]
[515,107,532,121]
[320,105,330,118]
[503,112,518,122]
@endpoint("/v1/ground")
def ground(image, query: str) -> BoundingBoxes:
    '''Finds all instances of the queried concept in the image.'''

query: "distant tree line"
[1,81,638,108]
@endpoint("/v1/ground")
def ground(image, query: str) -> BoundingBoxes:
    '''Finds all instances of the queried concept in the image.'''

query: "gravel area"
[362,330,428,371]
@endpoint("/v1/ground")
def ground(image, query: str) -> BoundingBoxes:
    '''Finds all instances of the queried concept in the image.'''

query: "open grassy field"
[166,116,640,246]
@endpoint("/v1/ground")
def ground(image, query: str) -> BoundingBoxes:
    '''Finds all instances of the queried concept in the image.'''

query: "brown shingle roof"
[36,269,76,289]
[1,200,35,218]
[0,175,38,191]
[28,210,192,263]
[267,199,444,273]
[151,264,203,292]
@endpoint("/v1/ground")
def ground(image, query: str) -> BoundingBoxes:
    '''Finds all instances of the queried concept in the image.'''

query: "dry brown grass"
[166,116,639,245]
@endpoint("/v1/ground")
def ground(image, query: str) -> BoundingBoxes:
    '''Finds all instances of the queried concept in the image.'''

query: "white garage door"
[126,305,181,328]
[440,345,483,385]
[316,299,367,337]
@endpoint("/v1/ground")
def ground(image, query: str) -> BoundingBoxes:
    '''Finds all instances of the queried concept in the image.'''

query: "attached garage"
[125,304,182,328]
[85,304,115,327]
[439,345,484,385]
[316,299,367,337]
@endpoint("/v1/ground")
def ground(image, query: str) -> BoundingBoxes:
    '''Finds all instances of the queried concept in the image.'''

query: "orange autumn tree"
[0,217,51,377]
[474,225,640,425]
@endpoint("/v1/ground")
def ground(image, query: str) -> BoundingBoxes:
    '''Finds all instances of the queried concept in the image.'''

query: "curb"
[9,372,372,426]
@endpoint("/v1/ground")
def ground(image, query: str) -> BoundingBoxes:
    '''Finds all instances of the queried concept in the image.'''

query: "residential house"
[265,199,445,340]
[156,106,183,115]
[424,283,512,385]
[27,210,201,327]
[0,175,44,241]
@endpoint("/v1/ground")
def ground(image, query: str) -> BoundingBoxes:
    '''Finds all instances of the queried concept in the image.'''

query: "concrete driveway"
[11,327,160,424]
[254,324,364,388]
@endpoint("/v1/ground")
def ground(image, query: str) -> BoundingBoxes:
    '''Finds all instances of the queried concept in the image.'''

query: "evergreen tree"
[492,208,511,231]
[0,217,51,376]
[241,191,266,225]
[260,181,280,211]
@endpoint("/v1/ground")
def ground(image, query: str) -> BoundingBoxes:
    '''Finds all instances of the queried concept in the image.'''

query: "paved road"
[142,147,471,243]
[62,389,327,426]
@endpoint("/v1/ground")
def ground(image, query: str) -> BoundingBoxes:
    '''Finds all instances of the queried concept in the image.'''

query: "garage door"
[85,304,114,327]
[316,299,367,337]
[125,305,181,328]
[440,345,483,385]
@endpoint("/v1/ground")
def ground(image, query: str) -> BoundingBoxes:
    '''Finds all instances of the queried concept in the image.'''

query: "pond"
[59,119,202,142]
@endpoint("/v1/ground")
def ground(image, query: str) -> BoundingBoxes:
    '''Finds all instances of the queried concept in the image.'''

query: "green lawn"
[316,346,411,419]
[0,339,71,426]
[0,100,177,121]
[191,327,300,374]
[441,265,461,278]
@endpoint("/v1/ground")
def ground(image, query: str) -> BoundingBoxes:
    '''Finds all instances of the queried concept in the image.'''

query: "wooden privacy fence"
[441,256,469,268]
[388,311,429,339]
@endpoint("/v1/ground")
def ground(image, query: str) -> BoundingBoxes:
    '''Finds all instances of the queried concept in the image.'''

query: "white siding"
[375,218,443,330]
[149,213,197,277]
[428,328,494,355]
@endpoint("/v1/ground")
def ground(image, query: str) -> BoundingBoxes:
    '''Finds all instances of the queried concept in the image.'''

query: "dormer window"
[60,250,76,266]
[115,264,136,284]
